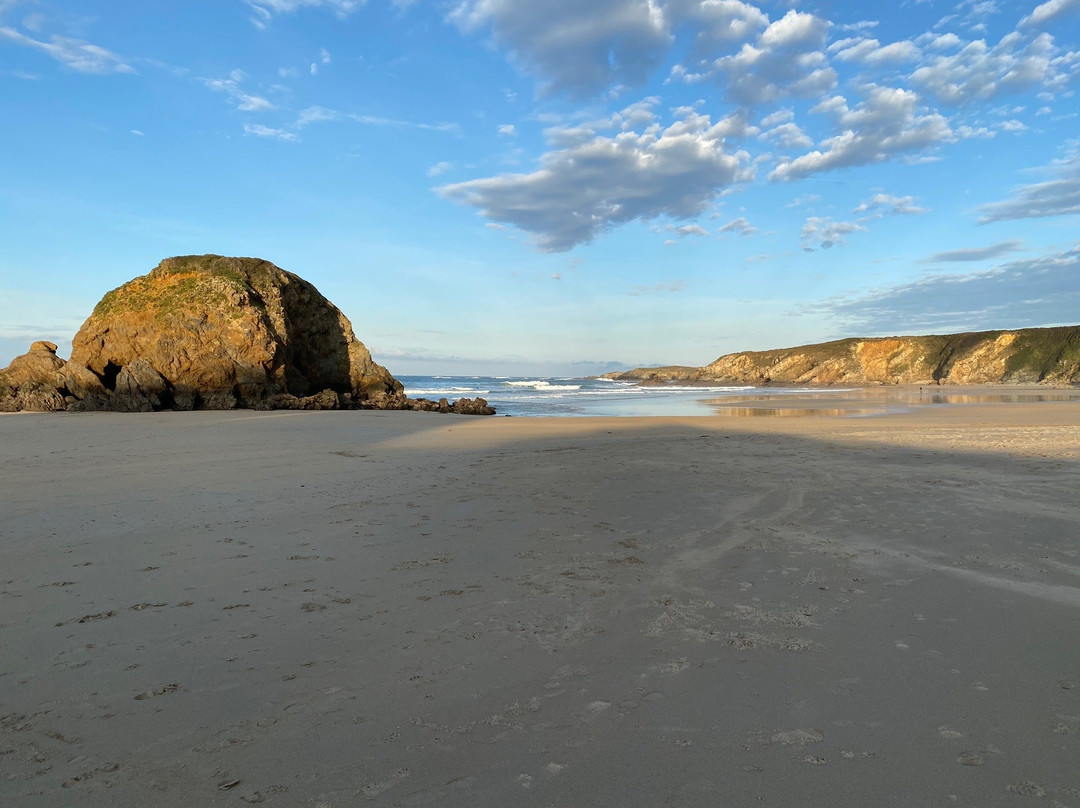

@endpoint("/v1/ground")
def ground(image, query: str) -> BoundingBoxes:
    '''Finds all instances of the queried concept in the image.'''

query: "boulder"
[70,255,402,409]
[451,397,497,416]
[0,341,82,412]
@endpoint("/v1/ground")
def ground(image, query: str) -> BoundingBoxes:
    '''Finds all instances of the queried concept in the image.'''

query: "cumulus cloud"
[978,145,1080,222]
[437,103,752,251]
[829,37,921,65]
[679,0,768,58]
[673,223,709,236]
[673,10,837,106]
[800,216,866,249]
[1019,0,1080,27]
[853,192,928,215]
[763,121,813,149]
[718,216,758,234]
[770,85,951,181]
[449,0,674,97]
[910,31,1076,105]
[0,26,134,74]
[821,246,1080,333]
[450,1,839,102]
[922,240,1024,262]
[497,123,517,136]
[427,161,453,177]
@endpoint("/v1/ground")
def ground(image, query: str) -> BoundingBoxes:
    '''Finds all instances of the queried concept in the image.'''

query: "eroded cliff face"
[608,327,1080,387]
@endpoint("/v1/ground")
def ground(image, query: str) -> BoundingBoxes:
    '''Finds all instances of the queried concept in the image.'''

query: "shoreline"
[4,381,1079,420]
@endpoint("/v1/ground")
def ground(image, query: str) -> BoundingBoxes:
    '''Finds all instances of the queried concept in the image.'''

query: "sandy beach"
[2,390,1079,807]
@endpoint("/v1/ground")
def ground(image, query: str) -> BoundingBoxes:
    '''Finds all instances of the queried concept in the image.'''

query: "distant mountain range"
[605,326,1080,387]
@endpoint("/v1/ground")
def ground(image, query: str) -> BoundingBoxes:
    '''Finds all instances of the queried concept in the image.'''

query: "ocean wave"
[655,385,755,392]
[406,387,491,397]
[504,380,582,391]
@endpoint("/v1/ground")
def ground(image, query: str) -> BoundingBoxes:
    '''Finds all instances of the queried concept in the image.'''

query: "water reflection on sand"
[707,387,1080,418]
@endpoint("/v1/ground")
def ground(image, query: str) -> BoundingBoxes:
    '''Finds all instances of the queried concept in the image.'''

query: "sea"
[397,375,836,418]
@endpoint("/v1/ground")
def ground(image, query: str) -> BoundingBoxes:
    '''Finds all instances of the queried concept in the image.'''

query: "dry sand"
[2,390,1079,806]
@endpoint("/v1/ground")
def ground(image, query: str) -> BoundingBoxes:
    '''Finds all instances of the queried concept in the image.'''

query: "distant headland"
[605,326,1080,387]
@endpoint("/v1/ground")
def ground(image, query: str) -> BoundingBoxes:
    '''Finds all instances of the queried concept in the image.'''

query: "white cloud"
[292,105,460,135]
[244,123,299,140]
[800,216,866,249]
[296,105,341,126]
[762,120,813,148]
[450,2,829,102]
[497,123,517,136]
[449,0,674,97]
[674,224,709,236]
[718,216,758,235]
[427,161,453,177]
[238,94,274,111]
[853,192,928,215]
[978,144,1080,222]
[770,85,952,181]
[925,32,963,50]
[821,246,1080,333]
[922,240,1024,262]
[351,114,461,134]
[680,0,768,57]
[438,104,752,251]
[829,37,921,65]
[673,10,836,106]
[204,70,275,112]
[245,0,363,26]
[0,26,135,74]
[1019,0,1080,27]
[910,31,1075,105]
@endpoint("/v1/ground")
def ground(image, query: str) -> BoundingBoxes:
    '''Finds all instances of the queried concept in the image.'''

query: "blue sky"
[1,0,1078,375]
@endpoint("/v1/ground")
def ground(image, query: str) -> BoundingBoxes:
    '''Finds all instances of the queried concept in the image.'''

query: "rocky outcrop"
[1,255,496,415]
[69,255,402,409]
[0,341,109,412]
[606,326,1080,387]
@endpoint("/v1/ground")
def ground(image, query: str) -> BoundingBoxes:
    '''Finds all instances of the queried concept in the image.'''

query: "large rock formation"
[1,255,495,414]
[607,326,1080,387]
[69,255,401,409]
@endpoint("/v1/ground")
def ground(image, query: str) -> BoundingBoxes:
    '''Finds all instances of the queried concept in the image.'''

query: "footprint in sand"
[134,683,182,700]
[1006,782,1046,796]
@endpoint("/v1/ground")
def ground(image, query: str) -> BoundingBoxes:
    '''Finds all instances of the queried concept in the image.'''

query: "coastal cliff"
[606,326,1080,386]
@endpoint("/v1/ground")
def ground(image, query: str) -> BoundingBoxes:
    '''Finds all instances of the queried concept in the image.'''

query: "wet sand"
[2,392,1079,806]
